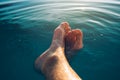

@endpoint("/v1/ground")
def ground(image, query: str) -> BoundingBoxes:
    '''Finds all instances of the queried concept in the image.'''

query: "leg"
[35,22,83,80]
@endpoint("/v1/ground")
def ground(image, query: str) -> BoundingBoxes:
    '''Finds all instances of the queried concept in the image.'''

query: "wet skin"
[35,22,83,80]
[65,28,83,58]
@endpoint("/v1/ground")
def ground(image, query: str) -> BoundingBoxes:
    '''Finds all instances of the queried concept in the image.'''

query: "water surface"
[0,0,120,80]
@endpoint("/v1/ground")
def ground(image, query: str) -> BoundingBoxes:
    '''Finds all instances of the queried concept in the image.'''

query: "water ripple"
[0,0,120,41]
[0,1,120,80]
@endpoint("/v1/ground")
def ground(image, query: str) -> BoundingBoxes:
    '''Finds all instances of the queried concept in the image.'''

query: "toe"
[72,29,83,36]
[59,22,71,34]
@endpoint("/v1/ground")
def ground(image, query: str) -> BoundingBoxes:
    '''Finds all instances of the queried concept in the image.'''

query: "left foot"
[65,29,83,58]
[65,29,83,50]
[35,22,71,72]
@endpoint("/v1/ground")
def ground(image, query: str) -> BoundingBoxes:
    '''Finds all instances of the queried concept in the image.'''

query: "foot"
[65,29,83,58]
[65,29,83,50]
[35,22,71,72]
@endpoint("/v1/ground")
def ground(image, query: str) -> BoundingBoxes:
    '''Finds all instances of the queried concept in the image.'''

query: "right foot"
[35,22,71,72]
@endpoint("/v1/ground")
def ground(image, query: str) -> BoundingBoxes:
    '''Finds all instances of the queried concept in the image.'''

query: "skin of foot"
[65,29,83,50]
[35,22,83,80]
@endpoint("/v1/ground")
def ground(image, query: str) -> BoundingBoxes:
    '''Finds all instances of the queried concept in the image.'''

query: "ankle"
[42,55,59,74]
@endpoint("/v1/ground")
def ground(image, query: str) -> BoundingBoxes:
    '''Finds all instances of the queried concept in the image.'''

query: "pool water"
[0,0,120,80]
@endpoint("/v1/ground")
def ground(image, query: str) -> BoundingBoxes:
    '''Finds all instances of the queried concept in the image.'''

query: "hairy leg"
[35,22,83,80]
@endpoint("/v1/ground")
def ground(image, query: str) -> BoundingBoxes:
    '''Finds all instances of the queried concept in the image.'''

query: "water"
[0,0,120,80]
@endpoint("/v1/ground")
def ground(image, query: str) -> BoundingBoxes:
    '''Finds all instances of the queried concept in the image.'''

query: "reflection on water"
[0,0,120,80]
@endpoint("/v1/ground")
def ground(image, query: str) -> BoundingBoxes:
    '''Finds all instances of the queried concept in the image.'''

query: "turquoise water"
[0,0,120,80]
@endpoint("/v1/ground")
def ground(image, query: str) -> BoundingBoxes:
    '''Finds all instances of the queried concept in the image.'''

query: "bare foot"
[65,29,83,50]
[35,22,83,73]
[65,29,83,58]
[35,22,71,72]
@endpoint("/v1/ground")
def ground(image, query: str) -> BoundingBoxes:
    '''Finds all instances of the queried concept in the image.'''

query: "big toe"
[52,22,71,47]
[59,22,71,34]
[53,22,71,41]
